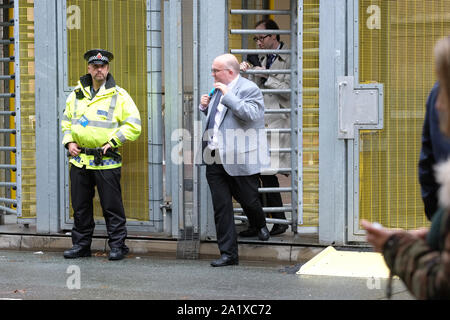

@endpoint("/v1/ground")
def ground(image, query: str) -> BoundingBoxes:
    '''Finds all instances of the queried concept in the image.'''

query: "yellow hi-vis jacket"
[61,73,142,170]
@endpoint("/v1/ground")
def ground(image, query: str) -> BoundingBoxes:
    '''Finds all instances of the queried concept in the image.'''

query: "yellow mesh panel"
[358,0,450,229]
[17,0,36,219]
[67,0,149,222]
[302,0,319,227]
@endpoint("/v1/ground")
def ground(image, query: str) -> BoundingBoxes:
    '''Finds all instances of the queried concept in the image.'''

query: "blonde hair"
[435,36,450,136]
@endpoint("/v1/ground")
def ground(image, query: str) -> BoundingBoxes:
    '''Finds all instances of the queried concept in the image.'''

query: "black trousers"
[70,165,127,249]
[206,163,266,258]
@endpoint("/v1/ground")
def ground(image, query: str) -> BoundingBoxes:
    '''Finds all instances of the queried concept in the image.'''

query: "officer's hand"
[102,143,112,155]
[200,94,210,108]
[68,142,81,157]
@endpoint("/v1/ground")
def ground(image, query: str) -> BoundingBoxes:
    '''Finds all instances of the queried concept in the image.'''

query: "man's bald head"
[214,54,240,74]
[211,54,240,85]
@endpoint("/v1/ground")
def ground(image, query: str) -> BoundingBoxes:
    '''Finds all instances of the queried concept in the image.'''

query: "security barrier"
[358,0,450,229]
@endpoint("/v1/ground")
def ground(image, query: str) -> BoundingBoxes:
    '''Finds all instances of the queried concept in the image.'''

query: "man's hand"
[102,142,112,155]
[68,142,81,157]
[200,94,211,108]
[253,66,268,79]
[240,61,251,72]
[214,82,228,96]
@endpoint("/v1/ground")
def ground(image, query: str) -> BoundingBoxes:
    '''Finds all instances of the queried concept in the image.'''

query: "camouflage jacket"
[383,160,450,299]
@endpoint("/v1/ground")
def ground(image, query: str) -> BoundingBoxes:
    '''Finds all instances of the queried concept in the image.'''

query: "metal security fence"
[65,0,153,224]
[357,0,450,230]
[0,0,34,222]
[228,0,304,232]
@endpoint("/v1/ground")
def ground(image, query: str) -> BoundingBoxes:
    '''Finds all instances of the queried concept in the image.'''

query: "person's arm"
[61,91,76,148]
[109,90,142,148]
[263,55,290,101]
[220,84,264,123]
[419,84,440,220]
[362,218,450,299]
[382,230,450,299]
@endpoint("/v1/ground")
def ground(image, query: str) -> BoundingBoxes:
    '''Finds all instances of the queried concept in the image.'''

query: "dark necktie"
[206,90,222,130]
[266,54,275,69]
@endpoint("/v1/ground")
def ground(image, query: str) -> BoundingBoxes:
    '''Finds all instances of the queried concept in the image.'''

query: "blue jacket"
[419,82,450,220]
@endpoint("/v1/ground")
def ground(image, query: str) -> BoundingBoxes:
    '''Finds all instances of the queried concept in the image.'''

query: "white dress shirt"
[204,75,240,150]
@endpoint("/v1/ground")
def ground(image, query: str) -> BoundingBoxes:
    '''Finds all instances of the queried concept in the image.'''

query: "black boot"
[63,245,91,259]
[108,246,129,261]
[270,224,288,236]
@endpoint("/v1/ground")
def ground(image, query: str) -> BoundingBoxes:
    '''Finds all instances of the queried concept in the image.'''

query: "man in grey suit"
[200,54,270,267]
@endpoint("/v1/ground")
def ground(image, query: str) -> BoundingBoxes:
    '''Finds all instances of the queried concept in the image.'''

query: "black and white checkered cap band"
[88,54,109,64]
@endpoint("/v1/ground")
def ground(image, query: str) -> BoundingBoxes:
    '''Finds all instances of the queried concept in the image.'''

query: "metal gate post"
[194,0,228,240]
[34,0,60,233]
[164,0,184,237]
[148,0,164,232]
[318,0,348,245]
[292,0,303,231]
[0,0,16,222]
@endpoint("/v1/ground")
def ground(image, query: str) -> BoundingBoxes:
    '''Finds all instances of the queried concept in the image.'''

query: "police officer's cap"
[83,49,114,65]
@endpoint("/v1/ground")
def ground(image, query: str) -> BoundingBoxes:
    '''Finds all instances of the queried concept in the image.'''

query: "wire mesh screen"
[302,0,319,227]
[17,0,36,219]
[66,0,149,222]
[358,0,450,229]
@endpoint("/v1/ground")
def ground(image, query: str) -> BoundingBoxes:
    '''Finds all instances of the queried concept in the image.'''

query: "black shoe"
[239,227,258,237]
[270,224,288,236]
[210,254,239,267]
[258,226,270,241]
[63,245,91,259]
[108,247,129,261]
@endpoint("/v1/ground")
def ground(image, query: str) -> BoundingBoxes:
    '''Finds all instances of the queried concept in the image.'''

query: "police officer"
[61,49,142,260]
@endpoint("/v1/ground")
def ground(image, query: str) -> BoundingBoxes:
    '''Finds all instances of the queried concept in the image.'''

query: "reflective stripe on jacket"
[61,73,141,170]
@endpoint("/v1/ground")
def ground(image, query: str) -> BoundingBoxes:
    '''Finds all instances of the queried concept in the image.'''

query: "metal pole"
[291,0,303,231]
[148,0,164,232]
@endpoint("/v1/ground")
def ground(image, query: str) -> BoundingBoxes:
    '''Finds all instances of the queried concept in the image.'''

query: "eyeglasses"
[253,35,270,42]
[211,68,228,74]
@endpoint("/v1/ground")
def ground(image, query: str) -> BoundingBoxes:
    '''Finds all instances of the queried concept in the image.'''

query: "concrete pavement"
[0,249,413,300]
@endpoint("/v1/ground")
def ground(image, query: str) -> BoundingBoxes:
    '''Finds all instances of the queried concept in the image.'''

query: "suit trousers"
[206,162,266,258]
[70,165,127,249]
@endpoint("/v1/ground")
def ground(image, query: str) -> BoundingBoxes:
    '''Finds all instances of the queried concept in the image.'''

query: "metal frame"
[319,0,384,244]
[194,0,228,240]
[11,0,20,218]
[164,0,184,237]
[34,0,61,233]
[228,0,303,233]
[147,0,164,233]
[346,0,384,243]
[0,0,16,219]
[318,0,347,245]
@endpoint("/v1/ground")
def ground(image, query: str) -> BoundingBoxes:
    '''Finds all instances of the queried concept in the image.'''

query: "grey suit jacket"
[198,76,269,176]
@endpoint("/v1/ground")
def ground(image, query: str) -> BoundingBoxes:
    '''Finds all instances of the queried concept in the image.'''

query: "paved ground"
[0,249,413,302]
